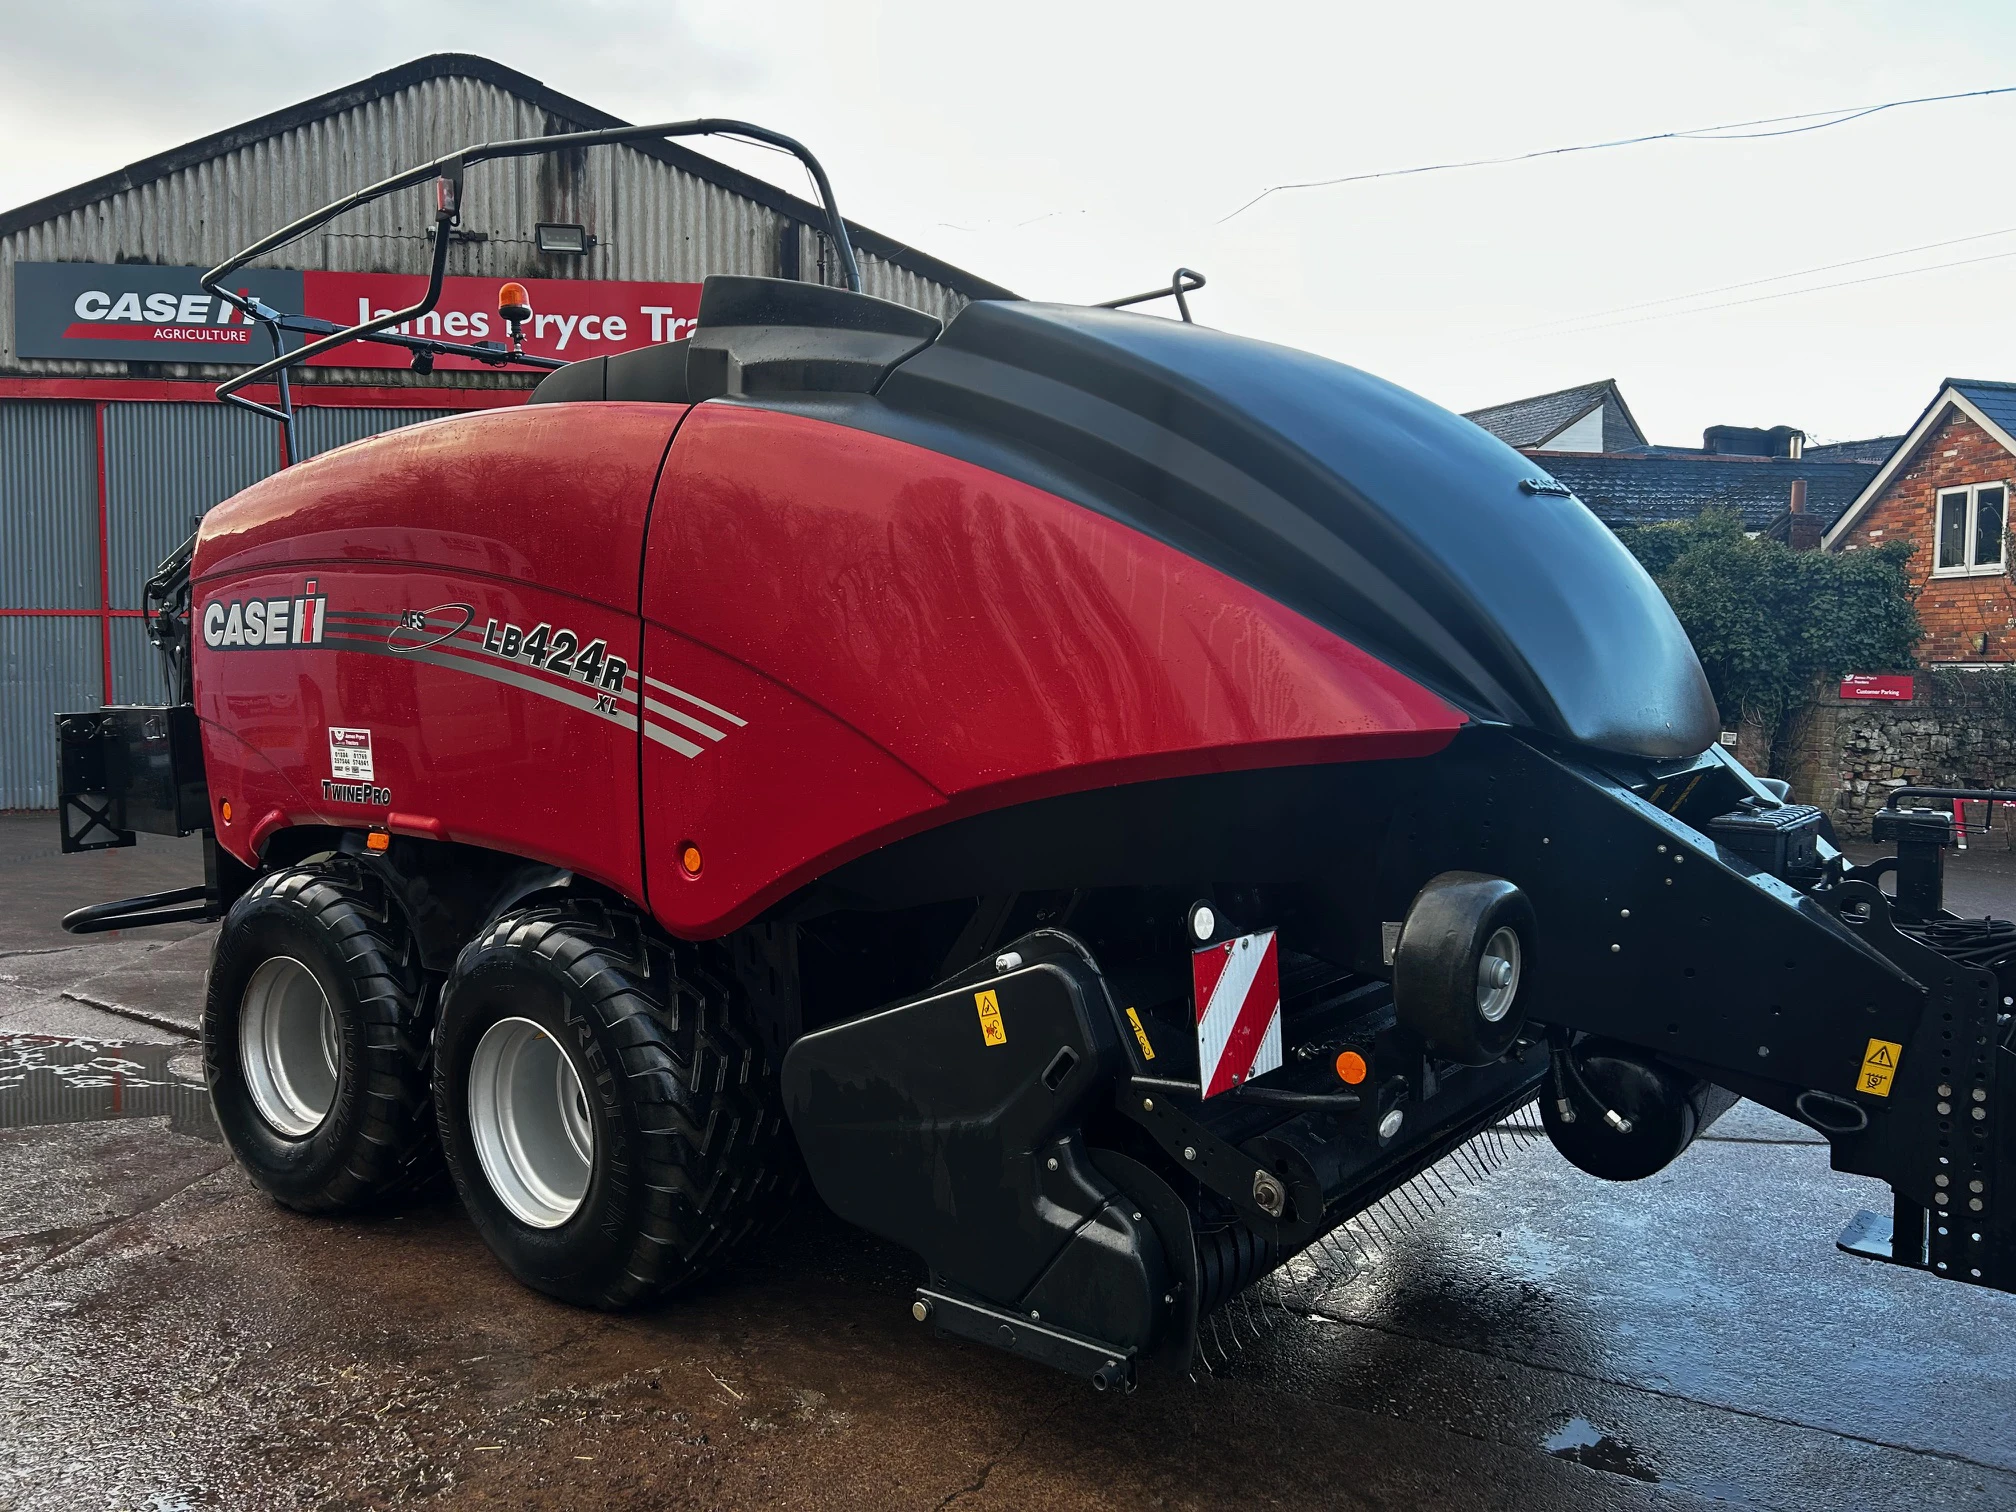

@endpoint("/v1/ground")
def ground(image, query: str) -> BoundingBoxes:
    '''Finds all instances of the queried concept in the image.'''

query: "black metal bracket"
[60,790,131,853]
[1816,880,2012,1294]
[914,1285,1135,1392]
[1119,1077,1303,1237]
[56,706,209,855]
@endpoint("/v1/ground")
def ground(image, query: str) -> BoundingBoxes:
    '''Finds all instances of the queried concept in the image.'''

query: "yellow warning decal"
[1125,1006,1157,1062]
[1859,1037,1903,1097]
[975,989,1007,1048]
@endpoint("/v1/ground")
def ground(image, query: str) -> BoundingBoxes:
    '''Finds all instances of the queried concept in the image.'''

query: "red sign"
[301,272,703,370]
[1840,674,1914,701]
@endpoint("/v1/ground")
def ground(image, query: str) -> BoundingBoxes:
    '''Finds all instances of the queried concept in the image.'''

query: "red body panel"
[195,405,678,613]
[637,406,1464,933]
[193,405,683,897]
[192,398,1461,938]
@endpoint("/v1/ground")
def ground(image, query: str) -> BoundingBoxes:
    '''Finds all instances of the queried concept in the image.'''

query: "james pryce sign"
[14,262,702,368]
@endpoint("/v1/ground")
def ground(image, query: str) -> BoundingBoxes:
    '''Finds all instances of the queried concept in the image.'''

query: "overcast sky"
[4,1,2015,445]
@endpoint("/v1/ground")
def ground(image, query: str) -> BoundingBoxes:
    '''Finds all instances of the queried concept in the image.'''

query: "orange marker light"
[219,799,233,824]
[366,831,391,852]
[1335,1049,1368,1086]
[679,843,704,877]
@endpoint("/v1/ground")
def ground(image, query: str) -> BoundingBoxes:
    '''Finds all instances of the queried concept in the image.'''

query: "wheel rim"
[467,1017,595,1228]
[1476,926,1522,1023]
[239,956,340,1137]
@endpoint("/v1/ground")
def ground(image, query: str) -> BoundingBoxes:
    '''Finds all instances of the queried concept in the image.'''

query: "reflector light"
[1334,1049,1368,1085]
[680,843,704,877]
[366,831,391,852]
[219,799,233,824]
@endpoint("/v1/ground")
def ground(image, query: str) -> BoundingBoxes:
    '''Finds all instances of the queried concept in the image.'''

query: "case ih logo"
[66,289,256,346]
[14,263,305,364]
[15,263,700,369]
[203,582,329,649]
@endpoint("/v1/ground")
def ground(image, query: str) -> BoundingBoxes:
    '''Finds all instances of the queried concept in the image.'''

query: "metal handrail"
[200,119,862,430]
[1883,786,2016,808]
[1096,268,1206,323]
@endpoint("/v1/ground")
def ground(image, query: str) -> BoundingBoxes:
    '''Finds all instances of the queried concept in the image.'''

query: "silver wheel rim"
[239,956,340,1137]
[1476,926,1522,1023]
[468,1017,594,1228]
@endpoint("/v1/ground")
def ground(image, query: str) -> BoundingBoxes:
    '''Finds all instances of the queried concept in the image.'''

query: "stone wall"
[1782,666,2016,838]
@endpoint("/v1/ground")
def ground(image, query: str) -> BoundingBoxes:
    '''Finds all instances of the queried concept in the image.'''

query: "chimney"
[1783,478,1823,550]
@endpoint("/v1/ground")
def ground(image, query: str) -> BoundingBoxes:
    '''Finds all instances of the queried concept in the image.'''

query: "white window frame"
[1931,480,2010,577]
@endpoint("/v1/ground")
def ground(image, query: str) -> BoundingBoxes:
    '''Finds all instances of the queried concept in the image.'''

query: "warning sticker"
[1125,1006,1157,1062]
[1859,1037,1903,1098]
[329,727,374,781]
[974,989,1007,1048]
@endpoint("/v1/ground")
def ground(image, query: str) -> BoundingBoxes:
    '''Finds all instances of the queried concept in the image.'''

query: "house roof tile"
[1465,380,1622,448]
[1539,453,1880,532]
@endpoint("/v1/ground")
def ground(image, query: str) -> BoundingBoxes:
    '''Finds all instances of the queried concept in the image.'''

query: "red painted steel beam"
[94,402,112,703]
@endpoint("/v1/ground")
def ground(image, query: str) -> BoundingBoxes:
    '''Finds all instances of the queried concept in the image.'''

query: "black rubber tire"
[433,898,800,1309]
[204,858,439,1213]
[1392,871,1535,1066]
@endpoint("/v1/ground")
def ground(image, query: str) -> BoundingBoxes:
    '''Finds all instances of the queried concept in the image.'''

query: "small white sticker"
[329,727,374,781]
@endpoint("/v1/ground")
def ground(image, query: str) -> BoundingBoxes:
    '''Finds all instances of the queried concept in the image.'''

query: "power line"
[1218,84,2016,223]
[1533,245,2016,336]
[1515,224,2016,334]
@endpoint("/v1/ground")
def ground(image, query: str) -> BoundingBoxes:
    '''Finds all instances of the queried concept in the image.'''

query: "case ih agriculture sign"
[13,263,702,367]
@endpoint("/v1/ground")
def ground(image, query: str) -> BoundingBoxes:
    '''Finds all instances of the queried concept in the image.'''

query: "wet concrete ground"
[1,811,2013,1510]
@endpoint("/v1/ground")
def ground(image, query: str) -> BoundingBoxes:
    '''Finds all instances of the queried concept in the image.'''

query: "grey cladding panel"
[0,616,98,809]
[0,401,98,610]
[112,616,173,707]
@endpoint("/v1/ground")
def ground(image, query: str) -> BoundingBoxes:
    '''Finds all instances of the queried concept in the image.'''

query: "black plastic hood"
[872,301,1718,760]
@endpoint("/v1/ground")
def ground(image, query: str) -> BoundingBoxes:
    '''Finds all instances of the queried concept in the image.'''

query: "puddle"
[1542,1417,1659,1482]
[0,1034,219,1143]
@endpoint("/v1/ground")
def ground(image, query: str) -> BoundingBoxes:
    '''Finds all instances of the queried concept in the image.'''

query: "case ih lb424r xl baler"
[53,121,2015,1389]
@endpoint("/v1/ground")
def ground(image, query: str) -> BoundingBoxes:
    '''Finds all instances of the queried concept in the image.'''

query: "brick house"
[1824,379,2016,662]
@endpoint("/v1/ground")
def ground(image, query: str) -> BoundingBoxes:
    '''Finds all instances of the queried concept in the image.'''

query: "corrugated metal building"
[0,53,1011,808]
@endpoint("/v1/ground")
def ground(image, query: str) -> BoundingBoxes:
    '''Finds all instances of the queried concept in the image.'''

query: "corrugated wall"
[110,617,170,707]
[103,403,282,608]
[0,617,96,809]
[0,401,96,609]
[1,73,975,382]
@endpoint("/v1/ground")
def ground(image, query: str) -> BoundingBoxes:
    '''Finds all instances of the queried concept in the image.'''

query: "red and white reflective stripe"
[1192,929,1282,1098]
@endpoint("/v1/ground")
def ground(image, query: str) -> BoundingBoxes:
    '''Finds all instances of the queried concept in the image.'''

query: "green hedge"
[1614,510,1921,728]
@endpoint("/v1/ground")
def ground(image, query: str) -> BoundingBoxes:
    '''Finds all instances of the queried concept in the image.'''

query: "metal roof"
[0,52,1015,304]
